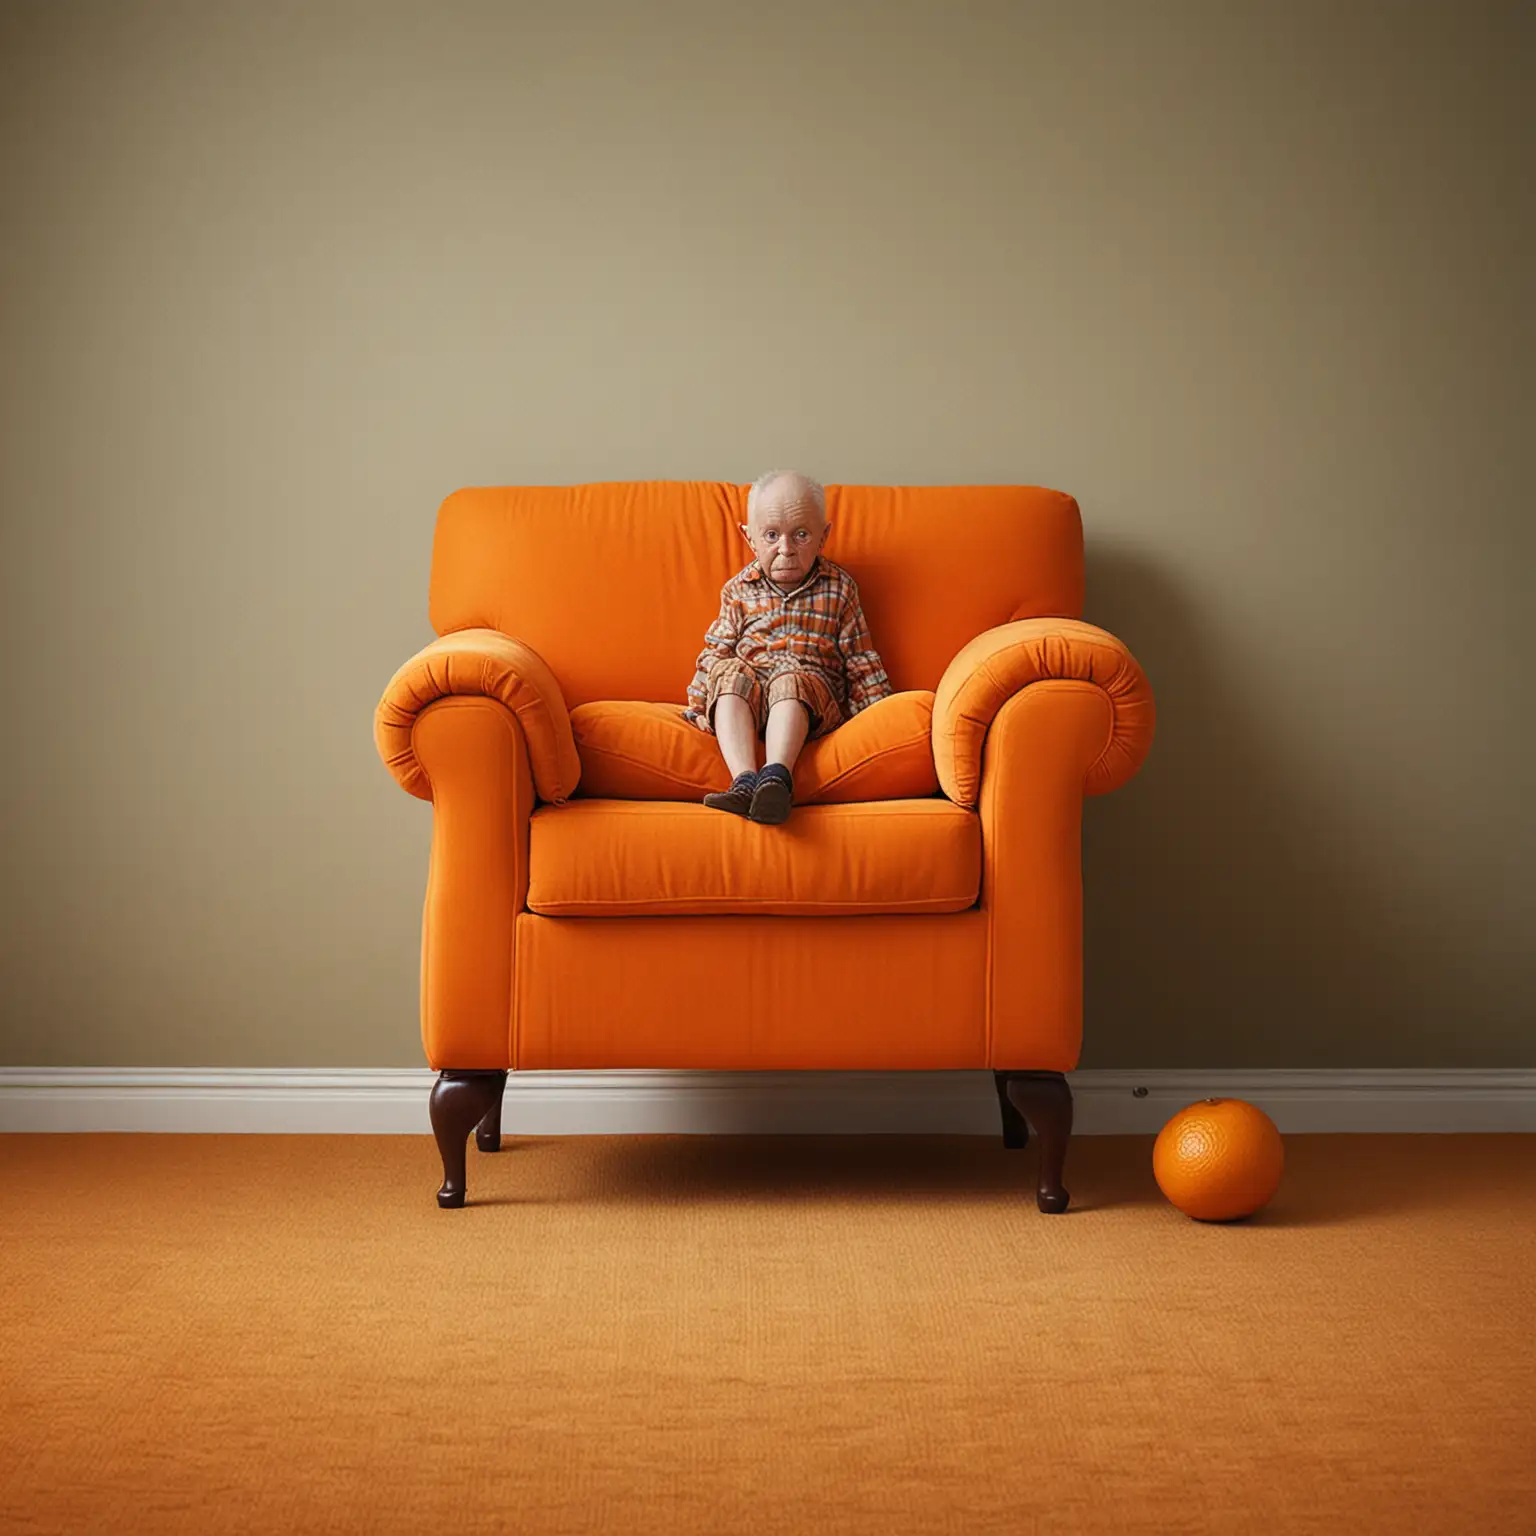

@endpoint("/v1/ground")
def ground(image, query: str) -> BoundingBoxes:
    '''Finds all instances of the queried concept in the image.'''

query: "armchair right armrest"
[933,618,1155,808]
[374,627,581,805]
[373,627,579,1072]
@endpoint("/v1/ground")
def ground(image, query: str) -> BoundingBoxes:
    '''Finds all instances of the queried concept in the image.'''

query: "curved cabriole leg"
[475,1070,509,1152]
[1001,1072,1074,1214]
[993,1070,1030,1149]
[429,1071,506,1209]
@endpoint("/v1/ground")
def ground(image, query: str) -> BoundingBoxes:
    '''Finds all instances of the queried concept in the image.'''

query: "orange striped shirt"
[683,557,892,729]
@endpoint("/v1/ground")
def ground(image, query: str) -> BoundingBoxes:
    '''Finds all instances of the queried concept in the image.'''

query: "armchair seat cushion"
[526,798,980,916]
[570,691,939,804]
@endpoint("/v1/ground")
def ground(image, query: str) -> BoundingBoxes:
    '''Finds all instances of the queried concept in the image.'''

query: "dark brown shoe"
[704,771,758,817]
[748,765,794,825]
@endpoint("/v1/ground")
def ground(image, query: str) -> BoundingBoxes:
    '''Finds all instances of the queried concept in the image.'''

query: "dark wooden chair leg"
[1000,1071,1074,1214]
[429,1071,506,1209]
[993,1070,1030,1149]
[474,1070,509,1152]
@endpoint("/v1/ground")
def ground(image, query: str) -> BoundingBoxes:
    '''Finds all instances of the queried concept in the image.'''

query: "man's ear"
[737,522,754,548]
[819,520,832,549]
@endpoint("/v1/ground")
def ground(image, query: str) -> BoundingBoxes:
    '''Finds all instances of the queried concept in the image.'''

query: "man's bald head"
[741,470,830,590]
[747,470,826,528]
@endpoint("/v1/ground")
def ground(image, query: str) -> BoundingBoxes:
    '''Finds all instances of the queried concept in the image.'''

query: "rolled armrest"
[374,628,581,804]
[933,619,1155,807]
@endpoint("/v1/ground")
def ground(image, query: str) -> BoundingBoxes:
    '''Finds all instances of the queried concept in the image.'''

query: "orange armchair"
[375,483,1154,1209]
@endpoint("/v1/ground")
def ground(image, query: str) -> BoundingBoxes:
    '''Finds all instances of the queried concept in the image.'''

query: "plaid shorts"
[702,658,843,740]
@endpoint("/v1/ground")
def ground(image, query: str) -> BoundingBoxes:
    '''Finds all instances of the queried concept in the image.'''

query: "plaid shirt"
[684,557,892,727]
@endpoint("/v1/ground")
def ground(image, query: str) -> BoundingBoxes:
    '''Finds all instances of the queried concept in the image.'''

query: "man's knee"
[709,691,756,733]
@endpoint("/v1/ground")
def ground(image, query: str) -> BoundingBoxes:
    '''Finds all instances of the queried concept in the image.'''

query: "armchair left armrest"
[933,619,1155,808]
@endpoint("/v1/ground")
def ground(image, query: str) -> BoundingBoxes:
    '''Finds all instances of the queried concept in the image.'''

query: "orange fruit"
[1153,1098,1284,1221]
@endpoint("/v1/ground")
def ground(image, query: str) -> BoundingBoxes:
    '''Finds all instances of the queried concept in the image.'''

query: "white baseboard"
[0,1067,1531,1135]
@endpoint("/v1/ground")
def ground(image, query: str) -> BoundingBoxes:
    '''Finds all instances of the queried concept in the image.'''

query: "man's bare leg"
[763,699,810,771]
[714,694,760,779]
[751,700,810,824]
[702,694,761,816]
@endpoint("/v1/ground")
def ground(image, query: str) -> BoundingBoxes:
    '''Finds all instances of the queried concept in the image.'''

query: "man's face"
[743,480,829,590]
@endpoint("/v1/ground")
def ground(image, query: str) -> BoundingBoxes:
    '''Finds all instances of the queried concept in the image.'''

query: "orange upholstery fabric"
[526,799,980,917]
[932,619,1156,808]
[375,628,580,805]
[980,684,1118,1074]
[428,484,1084,707]
[413,698,531,1070]
[514,911,988,1069]
[570,692,939,804]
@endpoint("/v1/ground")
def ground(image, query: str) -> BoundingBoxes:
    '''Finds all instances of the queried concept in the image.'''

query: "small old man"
[682,471,892,824]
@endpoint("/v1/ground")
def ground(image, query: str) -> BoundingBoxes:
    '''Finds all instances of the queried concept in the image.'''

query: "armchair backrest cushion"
[428,482,1084,709]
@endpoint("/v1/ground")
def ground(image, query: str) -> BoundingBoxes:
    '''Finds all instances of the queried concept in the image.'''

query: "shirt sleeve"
[683,586,742,722]
[837,582,893,716]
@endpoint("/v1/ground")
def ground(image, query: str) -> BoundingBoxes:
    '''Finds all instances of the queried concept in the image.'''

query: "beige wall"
[1,0,1529,1069]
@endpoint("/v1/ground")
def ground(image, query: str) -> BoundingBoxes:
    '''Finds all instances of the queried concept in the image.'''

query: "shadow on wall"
[1079,542,1463,1071]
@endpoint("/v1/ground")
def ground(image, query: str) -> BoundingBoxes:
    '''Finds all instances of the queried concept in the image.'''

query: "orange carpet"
[1,1132,1533,1535]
